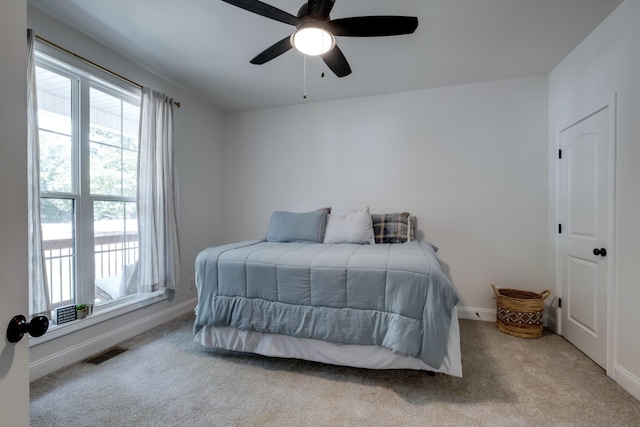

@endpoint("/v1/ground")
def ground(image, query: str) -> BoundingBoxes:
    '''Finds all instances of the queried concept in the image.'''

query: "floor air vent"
[84,347,128,365]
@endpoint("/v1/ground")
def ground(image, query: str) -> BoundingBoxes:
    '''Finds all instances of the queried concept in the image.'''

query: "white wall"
[224,75,550,318]
[27,7,226,379]
[548,0,640,400]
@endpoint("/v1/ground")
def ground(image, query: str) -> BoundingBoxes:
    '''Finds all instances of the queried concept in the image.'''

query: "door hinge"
[558,298,562,308]
[559,149,562,159]
[558,224,562,234]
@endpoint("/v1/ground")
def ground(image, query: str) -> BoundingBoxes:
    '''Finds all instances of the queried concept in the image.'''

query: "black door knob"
[6,315,49,343]
[593,248,607,257]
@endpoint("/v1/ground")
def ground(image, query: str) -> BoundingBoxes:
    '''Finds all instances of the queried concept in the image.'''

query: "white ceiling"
[28,0,622,112]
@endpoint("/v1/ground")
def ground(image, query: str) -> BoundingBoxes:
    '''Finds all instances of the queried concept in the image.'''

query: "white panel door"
[559,105,611,369]
[0,0,30,425]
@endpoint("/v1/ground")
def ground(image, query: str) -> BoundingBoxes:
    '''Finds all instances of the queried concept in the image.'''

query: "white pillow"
[323,208,375,244]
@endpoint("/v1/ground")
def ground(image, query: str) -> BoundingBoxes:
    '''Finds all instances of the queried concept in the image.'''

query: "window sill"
[29,290,168,347]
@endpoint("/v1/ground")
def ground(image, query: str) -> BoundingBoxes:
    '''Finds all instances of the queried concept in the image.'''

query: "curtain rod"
[35,34,181,108]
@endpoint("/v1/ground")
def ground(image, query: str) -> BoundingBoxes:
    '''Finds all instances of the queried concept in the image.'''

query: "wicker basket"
[491,284,551,339]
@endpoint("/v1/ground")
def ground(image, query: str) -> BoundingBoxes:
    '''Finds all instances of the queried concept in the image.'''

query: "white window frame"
[33,42,167,341]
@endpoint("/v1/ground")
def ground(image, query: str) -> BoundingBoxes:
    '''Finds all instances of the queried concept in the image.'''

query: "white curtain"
[27,29,51,315]
[137,87,180,292]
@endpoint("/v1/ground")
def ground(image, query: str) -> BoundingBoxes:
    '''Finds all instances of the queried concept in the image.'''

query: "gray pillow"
[265,209,328,243]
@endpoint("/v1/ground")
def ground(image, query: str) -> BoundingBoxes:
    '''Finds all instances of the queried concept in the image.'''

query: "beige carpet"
[30,314,640,426]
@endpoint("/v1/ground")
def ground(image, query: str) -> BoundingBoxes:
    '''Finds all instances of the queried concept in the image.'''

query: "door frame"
[554,92,617,377]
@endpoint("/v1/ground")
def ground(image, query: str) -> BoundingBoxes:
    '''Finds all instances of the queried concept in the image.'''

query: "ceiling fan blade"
[322,45,351,77]
[329,16,418,37]
[307,0,335,20]
[220,0,301,26]
[250,36,293,64]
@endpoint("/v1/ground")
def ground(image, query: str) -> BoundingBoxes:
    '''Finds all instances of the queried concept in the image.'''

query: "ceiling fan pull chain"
[321,32,325,78]
[303,55,307,99]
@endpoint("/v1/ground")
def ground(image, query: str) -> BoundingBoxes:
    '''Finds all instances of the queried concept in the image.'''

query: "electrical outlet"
[189,277,195,289]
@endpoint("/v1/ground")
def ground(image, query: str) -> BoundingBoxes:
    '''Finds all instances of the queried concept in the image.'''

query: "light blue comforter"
[193,240,459,368]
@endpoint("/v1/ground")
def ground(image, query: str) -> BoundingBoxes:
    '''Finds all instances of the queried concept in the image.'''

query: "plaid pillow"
[409,215,416,241]
[371,212,411,243]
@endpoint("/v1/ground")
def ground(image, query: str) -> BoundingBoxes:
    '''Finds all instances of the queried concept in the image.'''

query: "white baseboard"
[31,300,639,403]
[613,363,640,401]
[29,298,196,381]
[456,306,556,330]
[456,306,496,322]
[544,313,557,332]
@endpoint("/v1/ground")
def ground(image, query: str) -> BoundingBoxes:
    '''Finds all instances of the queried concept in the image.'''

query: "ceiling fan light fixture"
[291,24,335,56]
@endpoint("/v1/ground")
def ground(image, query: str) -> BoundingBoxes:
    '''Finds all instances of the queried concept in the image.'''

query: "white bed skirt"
[194,307,462,378]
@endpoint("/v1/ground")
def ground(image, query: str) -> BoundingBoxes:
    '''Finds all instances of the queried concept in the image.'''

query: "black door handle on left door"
[593,248,607,257]
[6,314,49,343]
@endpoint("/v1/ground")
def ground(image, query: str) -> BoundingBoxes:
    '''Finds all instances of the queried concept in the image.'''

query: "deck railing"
[43,233,139,309]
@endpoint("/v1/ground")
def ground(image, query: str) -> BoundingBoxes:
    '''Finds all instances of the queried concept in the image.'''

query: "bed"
[193,209,462,377]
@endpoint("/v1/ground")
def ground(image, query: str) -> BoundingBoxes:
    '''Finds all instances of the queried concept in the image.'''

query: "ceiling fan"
[220,0,419,77]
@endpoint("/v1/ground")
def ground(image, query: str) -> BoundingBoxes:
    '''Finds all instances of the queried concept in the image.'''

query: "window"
[36,47,142,313]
